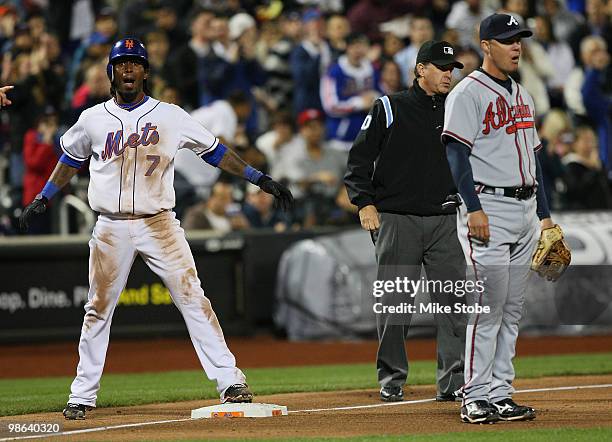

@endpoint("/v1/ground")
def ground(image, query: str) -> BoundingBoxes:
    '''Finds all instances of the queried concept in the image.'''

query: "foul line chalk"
[1,383,611,441]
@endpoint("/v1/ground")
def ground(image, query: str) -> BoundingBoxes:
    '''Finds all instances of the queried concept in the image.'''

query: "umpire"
[345,41,467,402]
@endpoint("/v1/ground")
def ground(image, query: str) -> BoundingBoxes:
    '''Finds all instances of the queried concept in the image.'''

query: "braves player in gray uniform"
[443,14,556,423]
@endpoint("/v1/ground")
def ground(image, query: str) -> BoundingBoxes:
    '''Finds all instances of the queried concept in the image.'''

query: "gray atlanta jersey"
[61,97,218,215]
[443,70,541,188]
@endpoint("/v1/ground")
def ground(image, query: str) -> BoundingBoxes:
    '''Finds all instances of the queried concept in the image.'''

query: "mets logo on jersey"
[101,122,159,161]
[482,98,533,135]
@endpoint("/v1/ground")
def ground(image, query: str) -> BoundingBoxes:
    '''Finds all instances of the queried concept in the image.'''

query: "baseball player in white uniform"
[19,38,293,420]
[442,15,556,424]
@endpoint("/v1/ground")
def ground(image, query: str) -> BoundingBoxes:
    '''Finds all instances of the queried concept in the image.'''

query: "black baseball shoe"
[62,403,92,420]
[436,390,464,402]
[221,383,254,403]
[492,398,536,421]
[460,400,500,424]
[380,385,403,402]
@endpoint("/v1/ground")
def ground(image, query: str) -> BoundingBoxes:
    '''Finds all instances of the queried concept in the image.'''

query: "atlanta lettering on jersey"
[102,122,160,161]
[482,98,533,135]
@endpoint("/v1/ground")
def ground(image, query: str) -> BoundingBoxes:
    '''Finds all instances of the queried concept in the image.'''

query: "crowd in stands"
[0,0,611,235]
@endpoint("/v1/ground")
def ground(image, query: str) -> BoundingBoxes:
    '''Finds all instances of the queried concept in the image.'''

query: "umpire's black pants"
[375,212,466,396]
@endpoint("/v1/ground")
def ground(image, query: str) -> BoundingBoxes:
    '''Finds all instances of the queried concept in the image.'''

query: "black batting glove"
[257,175,294,212]
[19,194,48,232]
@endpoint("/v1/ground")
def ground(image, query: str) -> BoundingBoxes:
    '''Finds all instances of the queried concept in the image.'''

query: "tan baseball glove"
[531,224,571,281]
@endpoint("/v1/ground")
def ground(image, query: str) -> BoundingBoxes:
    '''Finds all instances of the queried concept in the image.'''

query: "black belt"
[477,184,535,200]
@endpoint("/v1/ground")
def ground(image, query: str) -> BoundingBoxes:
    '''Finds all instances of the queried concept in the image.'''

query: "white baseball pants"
[68,211,246,406]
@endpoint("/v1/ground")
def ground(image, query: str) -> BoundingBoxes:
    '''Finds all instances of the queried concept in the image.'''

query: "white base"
[191,402,288,419]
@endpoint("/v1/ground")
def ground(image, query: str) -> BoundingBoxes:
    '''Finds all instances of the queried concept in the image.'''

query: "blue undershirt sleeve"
[535,154,551,220]
[445,141,481,212]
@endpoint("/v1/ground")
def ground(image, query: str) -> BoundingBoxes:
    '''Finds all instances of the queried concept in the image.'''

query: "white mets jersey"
[60,97,218,215]
[443,70,541,188]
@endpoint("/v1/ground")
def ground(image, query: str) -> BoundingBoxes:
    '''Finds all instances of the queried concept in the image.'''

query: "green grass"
[170,427,612,442]
[0,353,611,417]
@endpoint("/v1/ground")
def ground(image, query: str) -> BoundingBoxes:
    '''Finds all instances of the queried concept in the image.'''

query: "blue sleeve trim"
[446,141,481,212]
[380,96,393,128]
[41,181,60,200]
[201,142,227,167]
[59,153,84,169]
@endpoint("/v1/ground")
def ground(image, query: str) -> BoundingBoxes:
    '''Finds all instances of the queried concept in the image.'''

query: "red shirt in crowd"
[22,129,58,206]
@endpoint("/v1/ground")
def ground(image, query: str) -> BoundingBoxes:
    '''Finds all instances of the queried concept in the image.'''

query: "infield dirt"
[1,374,610,441]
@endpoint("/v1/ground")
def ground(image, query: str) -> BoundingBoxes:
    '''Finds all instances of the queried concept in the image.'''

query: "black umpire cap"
[416,40,464,69]
[479,13,533,40]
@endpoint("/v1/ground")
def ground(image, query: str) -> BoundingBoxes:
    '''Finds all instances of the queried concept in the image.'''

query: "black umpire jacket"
[344,79,456,216]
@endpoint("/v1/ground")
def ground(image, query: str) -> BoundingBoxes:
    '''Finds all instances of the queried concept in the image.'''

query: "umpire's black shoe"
[460,400,500,424]
[63,403,92,420]
[380,385,403,402]
[492,398,536,421]
[221,383,254,403]
[436,390,463,402]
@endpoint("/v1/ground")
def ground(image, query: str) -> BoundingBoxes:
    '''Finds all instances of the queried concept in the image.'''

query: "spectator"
[381,31,405,60]
[565,35,608,120]
[321,32,381,153]
[581,40,612,174]
[451,46,481,87]
[66,8,117,102]
[256,111,303,178]
[225,12,267,136]
[518,38,554,114]
[568,0,612,64]
[175,91,252,198]
[394,16,434,86]
[242,183,289,231]
[539,0,583,42]
[499,0,529,21]
[211,15,232,60]
[290,8,331,115]
[538,109,574,209]
[22,107,60,234]
[257,12,301,116]
[347,0,425,41]
[445,0,494,48]
[533,15,576,108]
[167,8,229,110]
[283,109,347,226]
[71,62,110,123]
[152,1,189,47]
[563,126,612,209]
[143,31,172,99]
[326,14,351,62]
[182,181,248,232]
[380,59,405,94]
[193,90,252,145]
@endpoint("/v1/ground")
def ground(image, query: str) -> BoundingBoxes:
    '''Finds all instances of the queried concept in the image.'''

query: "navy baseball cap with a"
[479,13,532,41]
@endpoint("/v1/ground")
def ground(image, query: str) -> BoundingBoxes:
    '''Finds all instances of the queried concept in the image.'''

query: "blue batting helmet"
[107,38,149,81]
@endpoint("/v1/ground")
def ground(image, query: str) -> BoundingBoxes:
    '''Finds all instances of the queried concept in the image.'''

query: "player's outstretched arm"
[19,160,81,232]
[204,144,294,212]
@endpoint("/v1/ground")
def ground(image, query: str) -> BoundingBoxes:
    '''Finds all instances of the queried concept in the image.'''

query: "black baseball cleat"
[492,398,536,421]
[221,383,254,403]
[460,400,500,424]
[62,403,92,420]
[436,390,464,402]
[380,385,403,402]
